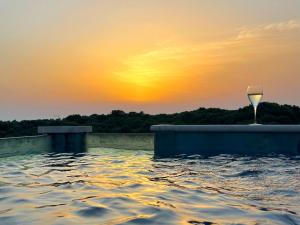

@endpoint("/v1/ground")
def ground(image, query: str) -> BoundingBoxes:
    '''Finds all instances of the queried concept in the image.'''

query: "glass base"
[249,123,262,125]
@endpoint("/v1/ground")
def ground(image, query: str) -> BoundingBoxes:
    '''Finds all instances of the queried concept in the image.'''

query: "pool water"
[0,149,299,225]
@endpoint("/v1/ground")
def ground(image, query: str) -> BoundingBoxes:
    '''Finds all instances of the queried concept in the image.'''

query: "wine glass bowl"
[247,85,263,125]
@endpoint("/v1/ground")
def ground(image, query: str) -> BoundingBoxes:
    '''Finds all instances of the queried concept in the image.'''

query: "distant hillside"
[1,102,300,138]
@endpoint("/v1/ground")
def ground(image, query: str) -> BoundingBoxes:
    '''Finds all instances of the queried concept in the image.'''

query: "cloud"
[236,20,300,40]
[263,20,300,31]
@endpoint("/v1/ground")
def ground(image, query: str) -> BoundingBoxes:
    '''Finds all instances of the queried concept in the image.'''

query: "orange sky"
[0,1,300,120]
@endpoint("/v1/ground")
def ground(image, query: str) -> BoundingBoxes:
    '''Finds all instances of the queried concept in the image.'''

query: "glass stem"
[254,107,257,124]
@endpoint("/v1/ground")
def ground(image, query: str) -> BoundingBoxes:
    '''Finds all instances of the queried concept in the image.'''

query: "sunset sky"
[1,0,300,120]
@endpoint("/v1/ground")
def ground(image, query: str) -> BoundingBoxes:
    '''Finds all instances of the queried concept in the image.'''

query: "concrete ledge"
[38,126,92,134]
[151,125,300,157]
[151,125,300,132]
[0,135,48,140]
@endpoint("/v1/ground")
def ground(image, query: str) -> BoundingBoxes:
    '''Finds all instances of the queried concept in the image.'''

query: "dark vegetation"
[1,102,300,138]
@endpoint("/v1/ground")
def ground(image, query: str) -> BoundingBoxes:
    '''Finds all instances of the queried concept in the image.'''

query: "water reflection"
[0,149,299,224]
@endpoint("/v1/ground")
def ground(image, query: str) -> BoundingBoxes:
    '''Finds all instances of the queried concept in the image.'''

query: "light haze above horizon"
[0,0,300,120]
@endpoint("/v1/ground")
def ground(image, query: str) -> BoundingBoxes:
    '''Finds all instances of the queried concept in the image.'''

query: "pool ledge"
[151,125,300,157]
[151,125,300,132]
[38,126,92,134]
[38,126,92,152]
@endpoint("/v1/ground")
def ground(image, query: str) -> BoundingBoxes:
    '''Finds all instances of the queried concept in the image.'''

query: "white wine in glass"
[247,85,263,125]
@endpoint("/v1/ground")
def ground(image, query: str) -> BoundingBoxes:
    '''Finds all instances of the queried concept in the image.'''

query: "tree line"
[0,102,300,138]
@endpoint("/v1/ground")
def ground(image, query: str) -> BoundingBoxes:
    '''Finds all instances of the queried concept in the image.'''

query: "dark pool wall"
[152,125,300,157]
[154,131,300,157]
[51,133,87,153]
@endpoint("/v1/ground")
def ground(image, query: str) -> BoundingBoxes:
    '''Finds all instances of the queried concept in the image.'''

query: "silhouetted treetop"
[0,102,300,137]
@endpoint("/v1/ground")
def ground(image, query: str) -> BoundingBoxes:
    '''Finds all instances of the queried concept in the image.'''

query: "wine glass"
[247,85,263,125]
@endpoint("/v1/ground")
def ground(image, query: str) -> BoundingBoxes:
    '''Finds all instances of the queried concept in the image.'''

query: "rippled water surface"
[0,148,299,225]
